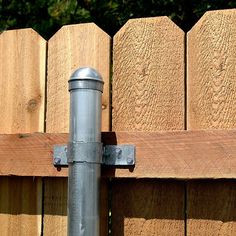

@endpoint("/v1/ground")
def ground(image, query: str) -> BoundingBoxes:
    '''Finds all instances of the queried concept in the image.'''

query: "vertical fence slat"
[0,29,46,235]
[187,9,236,235]
[0,29,46,133]
[112,17,185,235]
[187,9,236,130]
[187,181,236,236]
[44,178,67,235]
[112,180,185,236]
[0,177,42,236]
[45,23,111,235]
[46,23,110,133]
[112,17,184,131]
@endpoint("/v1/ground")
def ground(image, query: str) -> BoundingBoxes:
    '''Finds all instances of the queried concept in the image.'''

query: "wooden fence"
[0,9,236,235]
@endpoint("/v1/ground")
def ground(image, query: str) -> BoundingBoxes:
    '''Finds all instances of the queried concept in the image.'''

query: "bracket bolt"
[127,157,133,164]
[115,148,122,159]
[54,157,61,165]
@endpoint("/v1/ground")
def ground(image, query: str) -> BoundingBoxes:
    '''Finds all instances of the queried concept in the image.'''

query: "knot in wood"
[27,98,38,112]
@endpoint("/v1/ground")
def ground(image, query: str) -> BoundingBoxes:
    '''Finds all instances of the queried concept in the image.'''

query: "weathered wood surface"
[112,17,185,235]
[0,29,46,133]
[0,29,45,235]
[112,17,184,131]
[45,23,110,235]
[187,9,236,130]
[0,130,236,179]
[187,9,236,235]
[47,23,110,133]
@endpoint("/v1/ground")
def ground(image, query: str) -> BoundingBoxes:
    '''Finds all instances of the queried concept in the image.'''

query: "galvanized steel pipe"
[67,67,104,236]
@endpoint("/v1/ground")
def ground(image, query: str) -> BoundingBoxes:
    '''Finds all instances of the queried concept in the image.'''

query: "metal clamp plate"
[53,144,135,166]
[102,145,135,165]
[53,145,68,166]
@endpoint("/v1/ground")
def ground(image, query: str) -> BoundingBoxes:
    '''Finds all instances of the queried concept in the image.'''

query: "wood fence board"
[46,23,110,133]
[187,9,236,129]
[102,130,236,179]
[112,17,185,235]
[0,29,46,133]
[187,181,236,236]
[0,177,42,236]
[0,130,236,179]
[45,23,110,235]
[44,178,67,236]
[187,9,236,235]
[112,179,185,236]
[0,29,45,235]
[112,17,184,131]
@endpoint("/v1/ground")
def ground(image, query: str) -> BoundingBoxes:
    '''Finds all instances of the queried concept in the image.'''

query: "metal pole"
[67,67,103,236]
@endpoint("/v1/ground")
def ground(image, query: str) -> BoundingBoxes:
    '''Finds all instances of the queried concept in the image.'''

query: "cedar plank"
[0,130,235,178]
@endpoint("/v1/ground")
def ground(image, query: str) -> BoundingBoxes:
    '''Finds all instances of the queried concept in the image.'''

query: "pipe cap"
[69,67,104,92]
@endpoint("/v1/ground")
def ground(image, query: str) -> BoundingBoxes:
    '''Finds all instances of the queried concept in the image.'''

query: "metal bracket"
[53,144,135,166]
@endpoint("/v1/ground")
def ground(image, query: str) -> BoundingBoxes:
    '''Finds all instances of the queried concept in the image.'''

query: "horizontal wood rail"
[0,130,236,179]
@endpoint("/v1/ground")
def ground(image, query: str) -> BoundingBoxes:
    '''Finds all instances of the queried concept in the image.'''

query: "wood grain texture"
[102,130,236,179]
[112,16,184,131]
[1,130,236,179]
[187,9,236,235]
[112,17,185,235]
[0,177,42,236]
[47,23,110,133]
[0,133,67,177]
[45,23,110,235]
[0,28,46,133]
[112,179,185,236]
[187,9,236,129]
[187,181,236,236]
[0,28,45,235]
[44,178,67,236]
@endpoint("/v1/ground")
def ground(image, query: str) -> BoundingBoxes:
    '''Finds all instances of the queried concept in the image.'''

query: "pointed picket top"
[48,22,109,43]
[188,9,236,34]
[187,9,236,129]
[114,16,184,39]
[112,16,185,132]
[1,27,46,40]
[46,23,111,133]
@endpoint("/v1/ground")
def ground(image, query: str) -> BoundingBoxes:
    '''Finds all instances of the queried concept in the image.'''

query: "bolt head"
[54,157,61,165]
[115,148,122,159]
[127,157,133,164]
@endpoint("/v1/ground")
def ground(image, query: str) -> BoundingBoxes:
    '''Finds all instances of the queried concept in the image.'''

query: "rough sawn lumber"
[0,130,235,179]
